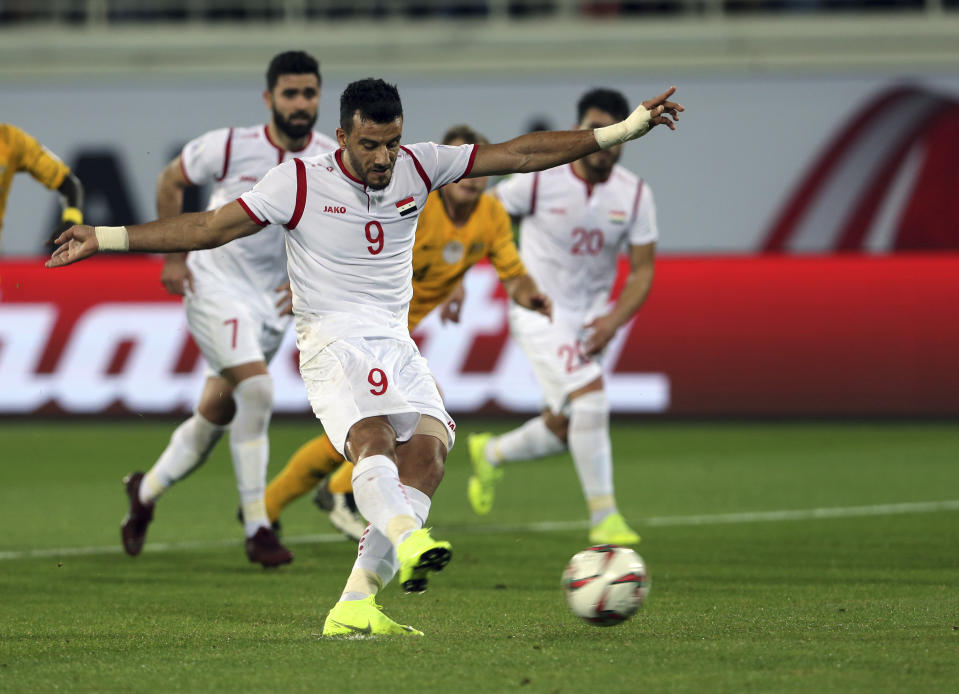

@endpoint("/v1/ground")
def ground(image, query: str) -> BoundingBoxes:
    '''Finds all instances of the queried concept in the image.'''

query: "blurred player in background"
[48,78,682,634]
[0,123,83,250]
[468,88,660,547]
[263,123,550,541]
[120,50,336,567]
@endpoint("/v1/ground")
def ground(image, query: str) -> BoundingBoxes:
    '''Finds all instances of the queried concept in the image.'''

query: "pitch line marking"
[1,499,957,561]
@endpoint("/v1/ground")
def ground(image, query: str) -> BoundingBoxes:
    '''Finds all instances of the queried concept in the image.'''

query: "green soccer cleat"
[396,528,452,594]
[321,596,423,637]
[467,432,503,516]
[589,512,641,546]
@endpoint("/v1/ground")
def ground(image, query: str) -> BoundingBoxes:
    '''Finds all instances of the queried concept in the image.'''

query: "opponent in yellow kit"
[264,125,549,538]
[0,124,84,249]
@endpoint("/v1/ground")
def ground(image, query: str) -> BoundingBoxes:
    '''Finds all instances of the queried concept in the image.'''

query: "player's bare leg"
[323,419,452,635]
[346,417,420,550]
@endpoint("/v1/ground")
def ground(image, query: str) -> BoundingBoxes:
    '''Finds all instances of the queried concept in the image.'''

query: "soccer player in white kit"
[119,51,337,568]
[468,88,658,547]
[48,79,682,635]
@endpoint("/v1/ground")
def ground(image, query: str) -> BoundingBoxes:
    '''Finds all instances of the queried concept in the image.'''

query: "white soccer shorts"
[184,289,289,374]
[507,302,604,415]
[298,335,456,456]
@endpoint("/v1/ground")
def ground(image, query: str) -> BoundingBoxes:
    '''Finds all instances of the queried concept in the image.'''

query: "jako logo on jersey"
[395,197,417,216]
[324,205,346,214]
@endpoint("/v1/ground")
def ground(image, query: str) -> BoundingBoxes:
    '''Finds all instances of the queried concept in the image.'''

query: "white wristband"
[593,104,652,149]
[94,225,129,252]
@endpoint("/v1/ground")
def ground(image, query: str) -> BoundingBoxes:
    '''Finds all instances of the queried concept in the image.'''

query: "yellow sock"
[327,459,355,495]
[265,434,345,522]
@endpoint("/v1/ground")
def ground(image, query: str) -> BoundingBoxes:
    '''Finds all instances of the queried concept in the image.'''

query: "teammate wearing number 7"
[468,88,660,547]
[47,78,682,636]
[113,52,336,569]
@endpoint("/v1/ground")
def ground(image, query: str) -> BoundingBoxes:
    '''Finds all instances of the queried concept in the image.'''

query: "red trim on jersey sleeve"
[453,143,478,183]
[530,172,540,215]
[178,154,195,186]
[401,146,433,191]
[631,179,645,223]
[215,128,234,182]
[236,197,269,227]
[286,158,307,230]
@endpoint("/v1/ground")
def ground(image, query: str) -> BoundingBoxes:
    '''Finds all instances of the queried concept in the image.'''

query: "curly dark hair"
[339,78,403,132]
[266,51,320,91]
[577,88,630,123]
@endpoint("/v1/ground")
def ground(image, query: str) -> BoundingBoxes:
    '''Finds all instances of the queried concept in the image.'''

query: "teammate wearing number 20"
[468,88,659,548]
[48,78,683,636]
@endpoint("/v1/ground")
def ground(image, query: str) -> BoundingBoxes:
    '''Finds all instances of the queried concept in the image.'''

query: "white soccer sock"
[228,374,274,536]
[340,524,392,602]
[140,412,226,505]
[338,484,432,602]
[567,391,618,525]
[351,455,420,547]
[404,485,432,526]
[486,415,566,465]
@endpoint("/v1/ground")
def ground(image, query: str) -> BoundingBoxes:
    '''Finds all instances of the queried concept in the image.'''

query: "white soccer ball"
[562,544,650,626]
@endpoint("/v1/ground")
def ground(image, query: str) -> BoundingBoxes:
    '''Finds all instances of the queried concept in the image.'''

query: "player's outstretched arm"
[469,87,683,178]
[46,201,261,269]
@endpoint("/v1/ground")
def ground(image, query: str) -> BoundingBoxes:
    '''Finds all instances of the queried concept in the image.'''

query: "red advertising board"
[1,254,957,416]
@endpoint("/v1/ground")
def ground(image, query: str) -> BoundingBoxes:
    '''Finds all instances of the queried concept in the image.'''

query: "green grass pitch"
[1,419,957,693]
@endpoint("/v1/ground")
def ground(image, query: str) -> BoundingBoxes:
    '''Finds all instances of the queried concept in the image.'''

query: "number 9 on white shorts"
[299,334,455,456]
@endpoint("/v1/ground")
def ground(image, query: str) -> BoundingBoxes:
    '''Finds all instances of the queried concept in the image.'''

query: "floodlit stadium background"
[2,0,958,417]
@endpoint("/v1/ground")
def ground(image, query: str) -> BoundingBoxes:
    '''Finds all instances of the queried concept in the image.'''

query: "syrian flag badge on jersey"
[395,196,417,216]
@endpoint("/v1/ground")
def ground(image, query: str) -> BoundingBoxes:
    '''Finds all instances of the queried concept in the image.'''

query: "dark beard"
[582,150,618,182]
[345,148,392,189]
[273,107,316,140]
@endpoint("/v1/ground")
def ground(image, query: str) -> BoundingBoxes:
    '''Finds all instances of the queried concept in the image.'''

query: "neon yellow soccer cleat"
[467,432,503,516]
[589,512,641,546]
[322,596,423,637]
[396,528,452,594]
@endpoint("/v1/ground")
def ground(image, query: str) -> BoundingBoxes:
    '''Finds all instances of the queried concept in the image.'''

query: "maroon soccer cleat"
[120,472,154,557]
[245,527,294,568]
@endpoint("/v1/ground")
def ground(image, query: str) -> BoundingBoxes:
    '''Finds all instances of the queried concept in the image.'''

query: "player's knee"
[397,434,447,495]
[542,409,570,442]
[346,417,397,462]
[197,380,237,425]
[197,396,235,426]
[232,374,274,430]
[569,390,610,429]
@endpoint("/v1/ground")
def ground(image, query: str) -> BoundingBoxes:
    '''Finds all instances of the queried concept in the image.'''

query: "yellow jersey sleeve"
[483,195,526,282]
[4,123,70,190]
